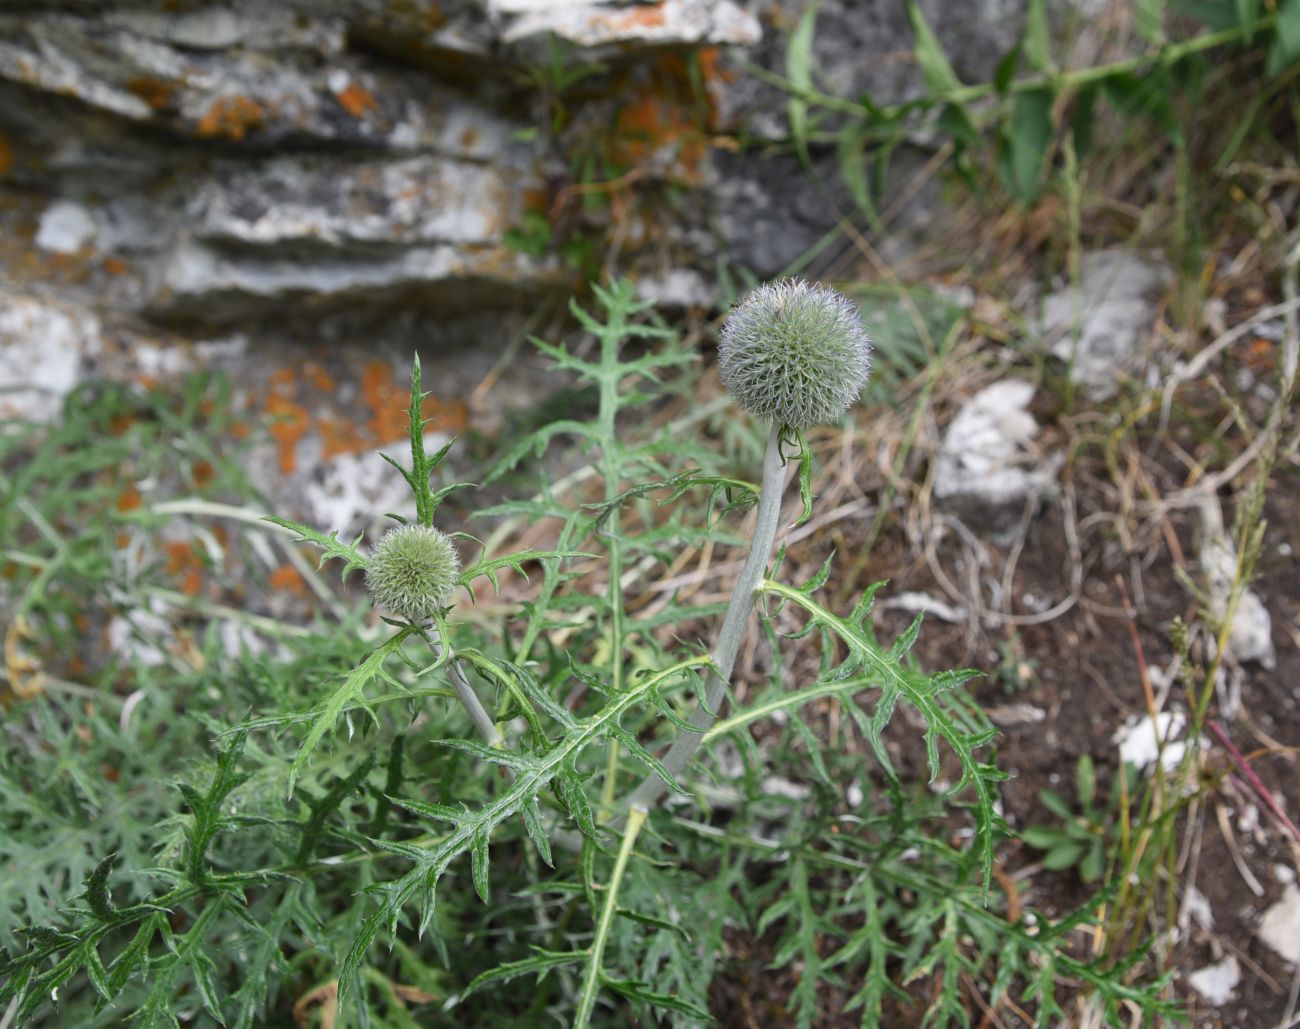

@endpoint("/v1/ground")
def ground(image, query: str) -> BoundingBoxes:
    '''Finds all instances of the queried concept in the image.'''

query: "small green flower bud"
[718,278,871,430]
[365,523,459,623]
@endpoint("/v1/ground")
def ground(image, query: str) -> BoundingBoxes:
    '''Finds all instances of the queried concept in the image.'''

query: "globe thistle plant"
[365,522,460,624]
[626,279,872,815]
[718,278,871,430]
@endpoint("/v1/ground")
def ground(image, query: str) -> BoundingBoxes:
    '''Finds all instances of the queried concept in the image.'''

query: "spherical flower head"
[718,278,871,430]
[365,523,459,623]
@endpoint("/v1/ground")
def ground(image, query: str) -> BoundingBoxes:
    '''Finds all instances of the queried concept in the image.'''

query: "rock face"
[0,0,1024,328]
[0,0,1027,517]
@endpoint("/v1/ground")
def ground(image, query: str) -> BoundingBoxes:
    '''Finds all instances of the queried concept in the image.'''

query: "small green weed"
[1022,755,1138,884]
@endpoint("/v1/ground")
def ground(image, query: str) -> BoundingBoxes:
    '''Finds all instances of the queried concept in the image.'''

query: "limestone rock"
[189,154,528,249]
[1040,249,1169,400]
[0,292,100,423]
[498,0,760,52]
[1187,955,1240,1006]
[0,0,1033,335]
[152,240,560,323]
[1258,885,1300,965]
[35,200,98,254]
[933,380,1061,537]
[1200,506,1277,669]
[0,11,509,153]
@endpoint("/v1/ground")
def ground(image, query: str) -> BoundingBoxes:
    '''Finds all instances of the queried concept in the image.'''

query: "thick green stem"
[622,425,788,813]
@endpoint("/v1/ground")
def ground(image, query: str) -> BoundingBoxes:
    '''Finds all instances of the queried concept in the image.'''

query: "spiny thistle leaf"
[262,516,367,580]
[458,548,593,595]
[285,627,416,798]
[601,975,712,1020]
[80,854,118,922]
[463,948,585,995]
[337,655,710,1002]
[756,577,1007,889]
[182,731,253,886]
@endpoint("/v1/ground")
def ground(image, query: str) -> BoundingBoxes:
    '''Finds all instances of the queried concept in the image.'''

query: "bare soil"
[713,400,1300,1026]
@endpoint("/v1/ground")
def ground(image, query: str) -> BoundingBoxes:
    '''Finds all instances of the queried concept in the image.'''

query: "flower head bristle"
[718,278,871,429]
[365,523,459,623]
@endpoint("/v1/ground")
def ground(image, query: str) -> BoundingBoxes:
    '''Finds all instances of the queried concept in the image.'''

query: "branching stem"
[622,424,788,813]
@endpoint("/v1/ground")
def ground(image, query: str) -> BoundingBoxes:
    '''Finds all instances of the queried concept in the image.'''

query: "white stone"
[1202,523,1276,669]
[35,201,98,254]
[0,293,100,423]
[1258,885,1300,964]
[501,0,761,49]
[1183,885,1214,932]
[1040,249,1168,400]
[1187,955,1239,1006]
[933,379,1061,535]
[1227,589,1275,668]
[880,591,966,624]
[983,703,1046,726]
[1112,711,1189,772]
[133,341,196,380]
[634,269,715,309]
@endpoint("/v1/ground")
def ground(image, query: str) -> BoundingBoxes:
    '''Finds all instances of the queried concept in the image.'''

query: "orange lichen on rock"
[362,360,409,444]
[613,92,706,179]
[258,359,469,470]
[426,397,470,434]
[268,563,308,595]
[116,487,142,512]
[334,82,378,118]
[164,540,205,596]
[302,361,337,392]
[696,47,727,80]
[361,360,469,444]
[126,76,176,111]
[317,416,367,460]
[102,256,129,276]
[618,3,666,28]
[196,96,265,140]
[266,368,310,473]
[191,460,215,488]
